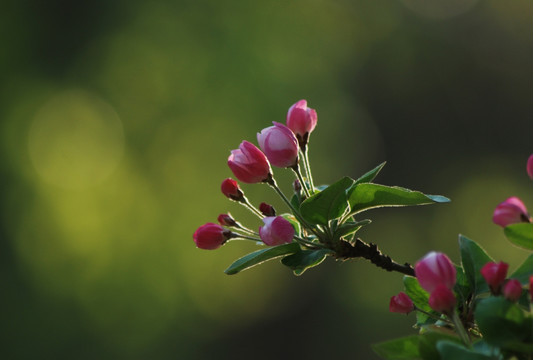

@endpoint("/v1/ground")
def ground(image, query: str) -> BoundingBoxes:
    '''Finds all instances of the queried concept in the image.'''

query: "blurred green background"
[2,0,533,359]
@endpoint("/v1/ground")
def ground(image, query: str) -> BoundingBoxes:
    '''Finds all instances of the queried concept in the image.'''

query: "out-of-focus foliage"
[2,0,533,359]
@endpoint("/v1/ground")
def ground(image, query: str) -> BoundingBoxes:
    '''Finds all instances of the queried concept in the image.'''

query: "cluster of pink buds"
[193,100,318,250]
[481,261,530,302]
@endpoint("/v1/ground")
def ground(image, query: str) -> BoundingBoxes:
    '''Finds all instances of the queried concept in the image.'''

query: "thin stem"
[302,146,315,193]
[265,176,323,239]
[451,311,471,347]
[291,164,311,198]
[231,233,262,242]
[240,197,264,219]
[414,306,452,324]
[233,222,259,236]
[294,235,327,249]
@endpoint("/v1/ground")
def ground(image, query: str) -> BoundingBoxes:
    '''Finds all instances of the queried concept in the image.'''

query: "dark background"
[2,0,533,359]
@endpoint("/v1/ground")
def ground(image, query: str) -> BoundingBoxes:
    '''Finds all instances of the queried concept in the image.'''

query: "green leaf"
[504,223,533,250]
[475,297,528,347]
[403,276,436,325]
[436,340,496,360]
[459,234,493,295]
[510,253,533,285]
[347,183,450,216]
[300,177,355,225]
[372,335,421,360]
[281,249,334,275]
[224,243,300,275]
[454,265,472,303]
[353,161,386,185]
[333,219,372,239]
[418,328,463,360]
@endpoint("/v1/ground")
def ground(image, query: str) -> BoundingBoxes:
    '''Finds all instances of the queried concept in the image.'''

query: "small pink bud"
[228,141,272,184]
[415,252,456,293]
[257,122,299,168]
[293,179,301,193]
[527,154,533,180]
[503,279,523,302]
[259,202,276,217]
[389,292,414,314]
[217,213,237,227]
[193,223,231,250]
[428,284,456,315]
[481,261,509,294]
[221,178,244,201]
[286,99,317,142]
[259,216,295,246]
[492,197,531,227]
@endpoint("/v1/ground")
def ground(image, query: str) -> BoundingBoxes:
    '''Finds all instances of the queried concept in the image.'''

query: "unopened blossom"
[257,122,299,168]
[492,197,531,227]
[259,216,295,246]
[428,284,456,315]
[221,178,244,201]
[503,279,523,302]
[193,223,231,250]
[286,99,317,143]
[389,292,414,314]
[228,141,271,184]
[259,202,276,217]
[415,252,456,293]
[217,213,237,227]
[481,261,509,294]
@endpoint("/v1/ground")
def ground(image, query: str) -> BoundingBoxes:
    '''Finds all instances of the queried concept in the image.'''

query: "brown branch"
[334,238,415,277]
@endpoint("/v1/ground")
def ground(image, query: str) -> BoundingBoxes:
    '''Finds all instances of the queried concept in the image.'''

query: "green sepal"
[474,297,528,347]
[300,177,355,225]
[510,253,533,285]
[459,234,493,296]
[281,248,334,276]
[347,183,450,216]
[353,161,386,185]
[504,223,533,250]
[372,335,421,360]
[224,243,300,275]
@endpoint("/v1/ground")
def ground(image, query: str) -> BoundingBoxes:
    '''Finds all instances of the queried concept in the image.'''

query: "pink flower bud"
[217,213,237,227]
[528,154,533,180]
[389,292,414,314]
[193,223,231,250]
[503,279,523,302]
[492,196,531,227]
[286,99,317,140]
[428,284,456,315]
[415,252,456,293]
[257,122,299,168]
[481,261,509,294]
[259,202,276,217]
[228,141,272,184]
[259,216,295,246]
[293,179,301,193]
[221,178,244,201]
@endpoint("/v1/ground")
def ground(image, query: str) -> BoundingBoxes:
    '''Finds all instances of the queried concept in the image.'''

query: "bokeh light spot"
[28,89,124,189]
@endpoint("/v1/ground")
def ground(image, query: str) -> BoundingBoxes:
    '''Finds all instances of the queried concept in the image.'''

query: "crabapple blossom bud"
[221,178,244,201]
[389,292,414,314]
[228,141,271,184]
[193,223,231,250]
[257,122,299,168]
[527,154,533,179]
[492,197,531,227]
[503,279,523,302]
[259,202,276,217]
[259,216,295,246]
[286,99,317,144]
[217,213,237,227]
[415,252,456,293]
[481,261,508,294]
[428,284,456,315]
